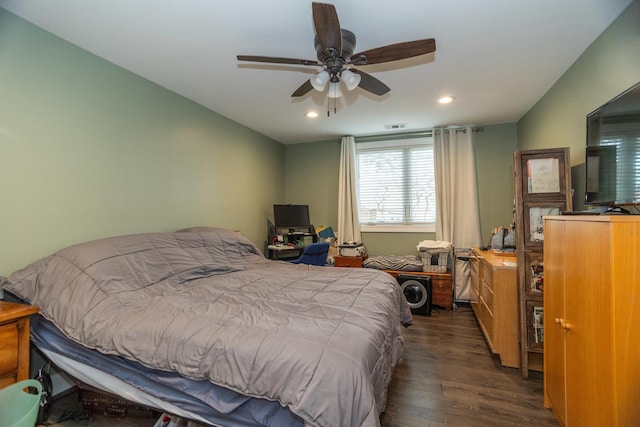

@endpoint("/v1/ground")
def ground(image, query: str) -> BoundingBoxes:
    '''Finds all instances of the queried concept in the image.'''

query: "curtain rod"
[434,126,484,134]
[355,126,483,143]
[355,130,433,143]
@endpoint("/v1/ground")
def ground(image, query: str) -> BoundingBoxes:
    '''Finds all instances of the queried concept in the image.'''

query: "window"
[355,135,436,232]
[605,132,640,203]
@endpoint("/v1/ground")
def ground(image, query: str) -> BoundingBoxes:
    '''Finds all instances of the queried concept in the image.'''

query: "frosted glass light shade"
[327,81,343,98]
[310,70,330,91]
[341,69,361,91]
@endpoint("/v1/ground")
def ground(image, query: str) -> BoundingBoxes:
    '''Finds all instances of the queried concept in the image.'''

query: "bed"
[1,227,412,427]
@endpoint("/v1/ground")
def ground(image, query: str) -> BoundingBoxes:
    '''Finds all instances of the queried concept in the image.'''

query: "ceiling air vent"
[384,123,407,130]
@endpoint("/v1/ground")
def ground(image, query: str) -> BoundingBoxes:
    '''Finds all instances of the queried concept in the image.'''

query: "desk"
[267,245,303,260]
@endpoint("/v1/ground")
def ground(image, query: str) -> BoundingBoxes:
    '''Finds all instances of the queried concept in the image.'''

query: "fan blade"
[312,2,341,56]
[291,80,314,97]
[351,39,436,65]
[237,55,320,66]
[352,69,390,96]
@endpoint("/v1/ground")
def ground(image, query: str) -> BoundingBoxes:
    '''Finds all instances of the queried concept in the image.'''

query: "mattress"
[30,315,303,427]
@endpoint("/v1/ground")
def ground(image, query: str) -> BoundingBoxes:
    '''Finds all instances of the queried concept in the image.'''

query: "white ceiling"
[0,0,633,144]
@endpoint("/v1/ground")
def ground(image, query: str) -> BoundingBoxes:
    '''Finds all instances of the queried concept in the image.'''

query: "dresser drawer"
[480,279,494,310]
[477,299,494,348]
[0,302,39,387]
[334,256,365,268]
[0,323,19,377]
[481,263,494,289]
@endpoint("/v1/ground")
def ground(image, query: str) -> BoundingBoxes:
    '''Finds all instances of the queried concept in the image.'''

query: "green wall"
[284,138,341,231]
[474,124,518,244]
[285,124,517,255]
[3,0,635,273]
[518,0,640,166]
[285,1,640,254]
[0,9,285,275]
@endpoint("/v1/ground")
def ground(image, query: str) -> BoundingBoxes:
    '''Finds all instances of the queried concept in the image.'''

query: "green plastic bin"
[0,379,42,427]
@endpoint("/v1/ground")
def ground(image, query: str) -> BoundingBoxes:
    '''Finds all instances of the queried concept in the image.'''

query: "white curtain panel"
[434,127,482,301]
[337,136,362,244]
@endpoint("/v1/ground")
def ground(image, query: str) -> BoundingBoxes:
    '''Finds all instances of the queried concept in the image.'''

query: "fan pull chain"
[326,96,337,117]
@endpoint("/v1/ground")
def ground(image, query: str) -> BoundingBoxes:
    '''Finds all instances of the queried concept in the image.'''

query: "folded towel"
[416,240,452,252]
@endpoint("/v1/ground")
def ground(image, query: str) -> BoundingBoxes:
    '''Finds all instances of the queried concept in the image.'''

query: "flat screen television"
[585,81,640,207]
[273,204,311,230]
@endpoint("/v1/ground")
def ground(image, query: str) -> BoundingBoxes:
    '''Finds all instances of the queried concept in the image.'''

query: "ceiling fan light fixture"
[341,69,361,91]
[310,70,330,91]
[327,81,343,98]
[238,3,437,102]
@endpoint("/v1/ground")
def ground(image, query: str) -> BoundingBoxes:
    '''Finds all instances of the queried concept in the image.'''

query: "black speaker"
[32,365,52,424]
[397,274,432,316]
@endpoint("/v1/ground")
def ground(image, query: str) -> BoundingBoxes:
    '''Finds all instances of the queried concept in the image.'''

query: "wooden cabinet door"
[610,221,640,426]
[563,221,614,426]
[543,219,566,424]
[546,217,640,427]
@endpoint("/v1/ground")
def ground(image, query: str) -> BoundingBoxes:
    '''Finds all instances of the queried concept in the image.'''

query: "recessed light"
[305,111,319,118]
[439,96,455,104]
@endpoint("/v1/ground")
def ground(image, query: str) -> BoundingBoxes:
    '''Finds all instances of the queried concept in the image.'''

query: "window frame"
[355,135,436,233]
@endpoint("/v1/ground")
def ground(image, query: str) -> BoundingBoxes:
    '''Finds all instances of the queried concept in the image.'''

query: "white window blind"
[355,136,436,232]
[601,130,640,203]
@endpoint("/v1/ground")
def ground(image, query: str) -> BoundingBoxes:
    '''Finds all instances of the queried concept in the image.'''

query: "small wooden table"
[334,255,368,268]
[0,301,39,388]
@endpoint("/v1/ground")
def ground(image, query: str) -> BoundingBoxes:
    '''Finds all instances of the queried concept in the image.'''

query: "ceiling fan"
[237,2,436,99]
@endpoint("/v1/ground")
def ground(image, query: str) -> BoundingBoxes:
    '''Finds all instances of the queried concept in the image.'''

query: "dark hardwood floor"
[43,304,559,427]
[380,304,558,427]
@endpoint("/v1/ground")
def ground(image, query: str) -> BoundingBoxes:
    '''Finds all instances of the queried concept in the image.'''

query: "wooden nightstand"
[334,255,368,268]
[0,301,39,388]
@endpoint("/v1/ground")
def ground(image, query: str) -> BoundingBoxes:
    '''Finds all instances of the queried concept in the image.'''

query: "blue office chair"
[289,242,330,266]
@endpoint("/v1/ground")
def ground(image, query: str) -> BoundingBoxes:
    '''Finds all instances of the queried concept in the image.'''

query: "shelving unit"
[513,148,572,378]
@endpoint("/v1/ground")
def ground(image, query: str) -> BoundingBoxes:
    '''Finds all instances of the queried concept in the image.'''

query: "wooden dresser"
[0,301,39,388]
[469,248,519,368]
[544,215,640,427]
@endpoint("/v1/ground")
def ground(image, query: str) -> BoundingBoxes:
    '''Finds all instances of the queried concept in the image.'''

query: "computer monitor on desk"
[273,204,314,234]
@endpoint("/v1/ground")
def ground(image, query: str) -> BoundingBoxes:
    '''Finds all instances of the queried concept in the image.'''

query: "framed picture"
[527,301,544,351]
[525,251,544,295]
[520,150,569,199]
[523,201,566,248]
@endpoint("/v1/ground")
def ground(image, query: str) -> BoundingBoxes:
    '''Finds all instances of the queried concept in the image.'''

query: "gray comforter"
[2,227,412,427]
